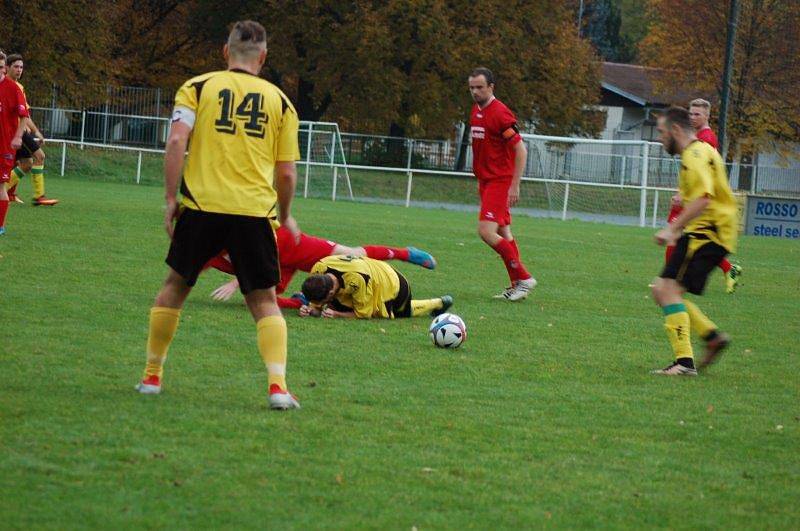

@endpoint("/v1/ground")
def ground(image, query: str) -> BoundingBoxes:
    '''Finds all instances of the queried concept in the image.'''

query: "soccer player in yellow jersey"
[136,21,302,409]
[5,54,58,206]
[299,255,452,319]
[651,107,738,375]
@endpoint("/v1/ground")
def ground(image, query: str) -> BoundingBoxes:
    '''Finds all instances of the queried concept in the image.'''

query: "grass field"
[2,174,799,529]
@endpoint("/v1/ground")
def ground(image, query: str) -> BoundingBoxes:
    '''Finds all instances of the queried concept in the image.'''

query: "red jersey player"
[664,98,741,293]
[0,51,30,235]
[204,225,437,308]
[468,67,535,301]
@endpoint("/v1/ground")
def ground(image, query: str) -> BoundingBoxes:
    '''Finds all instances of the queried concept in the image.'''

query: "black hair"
[301,274,334,302]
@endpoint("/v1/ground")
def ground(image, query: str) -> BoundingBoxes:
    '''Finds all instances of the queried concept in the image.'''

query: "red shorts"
[278,229,337,272]
[478,178,512,226]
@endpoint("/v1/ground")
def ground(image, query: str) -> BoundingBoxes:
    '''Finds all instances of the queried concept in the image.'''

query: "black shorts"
[385,271,413,318]
[15,132,41,161]
[166,208,279,294]
[660,234,728,295]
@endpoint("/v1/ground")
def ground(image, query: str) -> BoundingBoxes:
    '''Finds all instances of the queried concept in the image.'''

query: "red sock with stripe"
[363,246,409,261]
[508,239,532,281]
[718,258,732,273]
[492,239,520,283]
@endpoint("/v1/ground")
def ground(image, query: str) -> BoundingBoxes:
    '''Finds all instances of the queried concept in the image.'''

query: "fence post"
[620,155,626,186]
[60,141,66,176]
[80,111,86,150]
[561,182,570,220]
[639,142,649,227]
[405,139,414,208]
[303,123,313,198]
[651,189,659,228]
[136,151,143,184]
[332,165,338,201]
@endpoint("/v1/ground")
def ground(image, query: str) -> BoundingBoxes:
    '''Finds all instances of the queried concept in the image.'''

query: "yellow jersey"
[173,69,300,217]
[309,256,402,319]
[679,140,738,252]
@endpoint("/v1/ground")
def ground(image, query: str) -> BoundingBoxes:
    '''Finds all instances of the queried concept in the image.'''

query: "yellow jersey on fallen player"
[679,140,738,252]
[309,256,401,319]
[173,69,300,218]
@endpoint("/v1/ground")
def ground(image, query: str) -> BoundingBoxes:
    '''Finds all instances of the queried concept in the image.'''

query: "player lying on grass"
[298,255,452,319]
[651,106,737,376]
[205,224,437,308]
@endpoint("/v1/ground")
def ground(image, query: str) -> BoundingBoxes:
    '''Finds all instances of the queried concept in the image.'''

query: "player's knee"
[244,288,279,320]
[155,274,191,308]
[477,224,493,242]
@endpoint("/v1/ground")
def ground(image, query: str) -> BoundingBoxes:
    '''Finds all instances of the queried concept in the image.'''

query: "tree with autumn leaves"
[1,0,602,138]
[639,0,800,159]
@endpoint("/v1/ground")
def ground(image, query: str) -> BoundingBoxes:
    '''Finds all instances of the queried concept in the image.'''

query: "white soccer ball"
[429,313,467,349]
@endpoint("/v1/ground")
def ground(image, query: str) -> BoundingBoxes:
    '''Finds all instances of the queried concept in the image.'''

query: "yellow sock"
[411,298,443,317]
[684,300,717,339]
[256,315,288,391]
[663,303,693,361]
[144,307,181,379]
[9,167,24,189]
[32,165,45,198]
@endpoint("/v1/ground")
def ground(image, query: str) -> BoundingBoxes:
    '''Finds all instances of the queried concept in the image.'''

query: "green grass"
[2,174,799,529]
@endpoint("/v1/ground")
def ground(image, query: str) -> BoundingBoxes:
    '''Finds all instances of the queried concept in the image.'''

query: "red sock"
[718,258,732,273]
[278,296,303,309]
[492,239,521,283]
[665,245,675,264]
[363,245,409,261]
[508,239,532,280]
[0,199,8,227]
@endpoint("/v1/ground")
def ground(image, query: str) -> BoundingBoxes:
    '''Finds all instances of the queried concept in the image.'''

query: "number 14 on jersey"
[215,89,268,138]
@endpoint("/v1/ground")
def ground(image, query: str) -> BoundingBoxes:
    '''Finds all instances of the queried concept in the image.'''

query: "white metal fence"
[33,108,800,228]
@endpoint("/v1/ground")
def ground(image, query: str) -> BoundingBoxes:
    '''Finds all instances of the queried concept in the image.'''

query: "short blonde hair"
[689,98,711,110]
[227,20,267,60]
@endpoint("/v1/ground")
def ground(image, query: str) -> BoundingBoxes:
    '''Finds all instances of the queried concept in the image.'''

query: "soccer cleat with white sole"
[135,375,162,394]
[493,286,515,299]
[650,362,697,376]
[269,384,301,410]
[506,277,537,301]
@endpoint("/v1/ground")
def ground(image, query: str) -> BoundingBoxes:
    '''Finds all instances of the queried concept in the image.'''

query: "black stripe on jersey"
[358,272,370,286]
[180,180,199,209]
[325,268,345,287]
[191,79,209,101]
[280,95,289,116]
